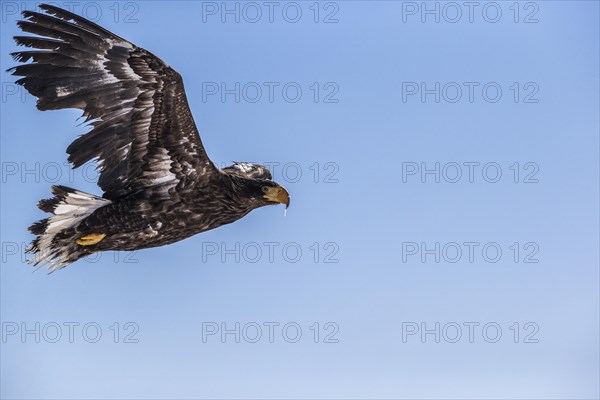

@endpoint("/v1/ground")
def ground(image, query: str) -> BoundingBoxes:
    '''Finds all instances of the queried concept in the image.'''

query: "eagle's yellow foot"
[76,233,106,246]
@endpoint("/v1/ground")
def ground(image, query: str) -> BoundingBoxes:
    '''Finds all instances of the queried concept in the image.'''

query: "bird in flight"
[8,4,291,272]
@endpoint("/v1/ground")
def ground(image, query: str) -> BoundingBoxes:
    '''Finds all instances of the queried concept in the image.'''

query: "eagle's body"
[9,5,290,271]
[71,174,267,251]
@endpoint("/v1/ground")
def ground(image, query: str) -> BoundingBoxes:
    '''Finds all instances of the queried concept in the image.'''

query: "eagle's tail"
[26,185,111,272]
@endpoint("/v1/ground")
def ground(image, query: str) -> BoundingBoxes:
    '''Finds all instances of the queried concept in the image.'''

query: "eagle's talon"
[76,233,106,246]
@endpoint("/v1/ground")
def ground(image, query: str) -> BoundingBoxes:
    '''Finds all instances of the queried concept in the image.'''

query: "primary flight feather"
[8,4,290,272]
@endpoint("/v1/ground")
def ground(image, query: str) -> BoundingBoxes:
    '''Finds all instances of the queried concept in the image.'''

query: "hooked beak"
[263,185,290,208]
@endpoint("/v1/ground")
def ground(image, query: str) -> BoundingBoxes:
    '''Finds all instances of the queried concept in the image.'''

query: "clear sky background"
[1,1,599,399]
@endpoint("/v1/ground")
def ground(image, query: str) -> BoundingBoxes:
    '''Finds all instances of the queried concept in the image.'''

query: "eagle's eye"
[261,186,269,193]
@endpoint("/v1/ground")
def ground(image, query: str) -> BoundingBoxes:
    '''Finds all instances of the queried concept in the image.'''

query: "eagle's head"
[223,162,290,210]
[259,180,290,208]
[234,179,290,210]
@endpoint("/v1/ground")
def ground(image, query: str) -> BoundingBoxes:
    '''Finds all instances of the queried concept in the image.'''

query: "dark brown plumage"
[8,4,290,272]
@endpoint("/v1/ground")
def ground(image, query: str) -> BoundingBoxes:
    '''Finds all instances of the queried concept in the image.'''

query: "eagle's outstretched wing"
[8,4,215,199]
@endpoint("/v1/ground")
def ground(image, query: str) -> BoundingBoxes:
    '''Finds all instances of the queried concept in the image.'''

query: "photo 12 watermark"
[2,321,140,343]
[200,1,340,24]
[1,2,141,24]
[401,321,540,343]
[1,242,139,265]
[201,82,340,104]
[401,82,540,104]
[201,321,340,343]
[400,2,540,24]
[401,162,540,184]
[401,241,540,264]
[200,241,340,264]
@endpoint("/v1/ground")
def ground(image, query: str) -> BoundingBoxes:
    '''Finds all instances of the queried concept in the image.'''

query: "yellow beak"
[263,186,290,208]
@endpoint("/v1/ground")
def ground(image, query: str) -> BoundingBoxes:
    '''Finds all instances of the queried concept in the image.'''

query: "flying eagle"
[8,4,291,272]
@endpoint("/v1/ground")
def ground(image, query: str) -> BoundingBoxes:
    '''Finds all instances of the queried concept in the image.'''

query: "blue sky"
[1,1,599,399]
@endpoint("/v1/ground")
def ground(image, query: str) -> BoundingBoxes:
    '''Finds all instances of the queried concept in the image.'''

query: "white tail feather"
[27,186,111,272]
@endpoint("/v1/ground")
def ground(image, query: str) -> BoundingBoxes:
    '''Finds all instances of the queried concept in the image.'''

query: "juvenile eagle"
[8,4,290,272]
